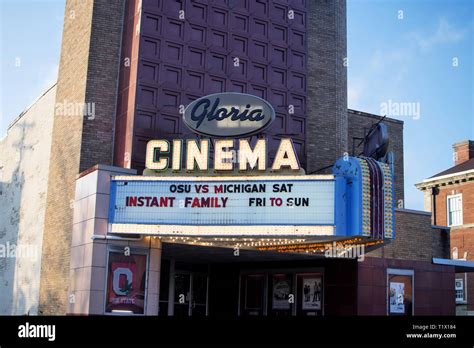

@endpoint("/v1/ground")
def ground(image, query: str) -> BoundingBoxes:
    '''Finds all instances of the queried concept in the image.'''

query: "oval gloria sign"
[183,92,275,138]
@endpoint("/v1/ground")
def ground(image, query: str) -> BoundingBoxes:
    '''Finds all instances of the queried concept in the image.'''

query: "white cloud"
[366,48,412,86]
[348,79,366,109]
[411,18,467,51]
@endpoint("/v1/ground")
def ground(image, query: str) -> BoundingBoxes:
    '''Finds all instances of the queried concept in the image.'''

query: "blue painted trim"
[108,180,117,223]
[109,178,335,226]
[110,178,335,184]
[110,221,335,227]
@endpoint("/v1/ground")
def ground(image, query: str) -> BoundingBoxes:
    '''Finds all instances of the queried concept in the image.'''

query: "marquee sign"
[107,154,395,240]
[183,92,275,137]
[108,176,336,236]
[106,92,396,241]
[333,156,394,239]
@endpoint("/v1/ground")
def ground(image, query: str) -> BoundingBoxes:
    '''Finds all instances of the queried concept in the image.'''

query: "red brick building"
[416,140,474,315]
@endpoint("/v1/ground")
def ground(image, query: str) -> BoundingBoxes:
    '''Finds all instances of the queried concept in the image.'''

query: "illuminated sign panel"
[145,138,300,172]
[108,155,395,239]
[183,92,275,138]
[109,176,335,227]
[333,156,395,239]
[105,92,396,241]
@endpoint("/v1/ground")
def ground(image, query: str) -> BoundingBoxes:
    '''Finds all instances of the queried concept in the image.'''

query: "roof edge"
[348,109,404,125]
[416,169,474,189]
[7,82,58,132]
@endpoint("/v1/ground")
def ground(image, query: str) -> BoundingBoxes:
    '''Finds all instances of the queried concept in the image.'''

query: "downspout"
[431,186,439,226]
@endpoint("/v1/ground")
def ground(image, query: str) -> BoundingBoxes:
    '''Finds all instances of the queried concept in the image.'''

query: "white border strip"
[109,223,335,236]
[421,169,474,183]
[112,174,335,181]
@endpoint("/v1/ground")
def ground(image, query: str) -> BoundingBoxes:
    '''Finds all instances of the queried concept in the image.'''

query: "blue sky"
[347,0,473,209]
[0,0,65,134]
[1,0,473,210]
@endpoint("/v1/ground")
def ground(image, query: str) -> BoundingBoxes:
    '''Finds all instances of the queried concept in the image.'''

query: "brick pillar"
[453,140,474,166]
[306,0,348,174]
[68,165,161,316]
[39,0,125,315]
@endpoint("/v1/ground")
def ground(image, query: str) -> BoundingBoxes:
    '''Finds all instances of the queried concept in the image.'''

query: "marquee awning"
[432,258,474,272]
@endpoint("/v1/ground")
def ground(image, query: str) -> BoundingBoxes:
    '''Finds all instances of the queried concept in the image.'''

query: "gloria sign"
[109,176,334,227]
[183,92,275,137]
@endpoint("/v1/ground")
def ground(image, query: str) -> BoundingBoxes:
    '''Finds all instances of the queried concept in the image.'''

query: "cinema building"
[0,0,458,316]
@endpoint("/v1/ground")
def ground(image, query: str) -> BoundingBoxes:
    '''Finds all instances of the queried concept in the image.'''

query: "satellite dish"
[363,122,389,160]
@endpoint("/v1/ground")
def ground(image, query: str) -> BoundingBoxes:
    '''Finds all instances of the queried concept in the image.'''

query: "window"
[447,194,463,227]
[455,278,464,303]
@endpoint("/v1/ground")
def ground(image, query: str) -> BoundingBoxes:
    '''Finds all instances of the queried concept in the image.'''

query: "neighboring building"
[416,140,474,315]
[1,0,456,316]
[0,84,57,315]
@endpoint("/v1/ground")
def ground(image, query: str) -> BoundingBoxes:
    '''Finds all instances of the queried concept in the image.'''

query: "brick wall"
[453,140,474,165]
[114,0,141,168]
[364,210,454,315]
[367,209,449,261]
[358,257,455,315]
[348,109,405,204]
[80,0,126,172]
[451,225,474,312]
[306,0,348,174]
[416,152,474,313]
[451,227,474,261]
[435,181,474,227]
[39,0,125,315]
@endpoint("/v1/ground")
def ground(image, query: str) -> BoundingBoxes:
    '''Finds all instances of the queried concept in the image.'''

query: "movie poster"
[302,277,322,310]
[105,251,147,314]
[272,275,291,309]
[389,282,405,313]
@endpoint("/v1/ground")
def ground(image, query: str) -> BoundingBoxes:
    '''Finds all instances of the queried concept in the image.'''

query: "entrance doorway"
[159,259,209,316]
[174,272,208,316]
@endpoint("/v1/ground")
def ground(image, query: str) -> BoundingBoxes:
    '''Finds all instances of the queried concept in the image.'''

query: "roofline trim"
[395,208,431,216]
[416,169,474,189]
[347,109,404,125]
